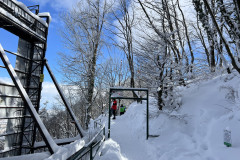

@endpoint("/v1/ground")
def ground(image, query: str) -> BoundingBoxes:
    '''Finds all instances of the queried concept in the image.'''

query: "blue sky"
[0,0,83,106]
[0,0,122,82]
[0,0,78,82]
[0,0,121,106]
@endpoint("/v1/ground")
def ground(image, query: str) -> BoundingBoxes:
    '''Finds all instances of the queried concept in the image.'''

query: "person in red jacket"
[112,99,117,119]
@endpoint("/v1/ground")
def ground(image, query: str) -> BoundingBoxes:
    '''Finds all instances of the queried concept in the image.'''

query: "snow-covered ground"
[1,73,240,160]
[97,73,240,160]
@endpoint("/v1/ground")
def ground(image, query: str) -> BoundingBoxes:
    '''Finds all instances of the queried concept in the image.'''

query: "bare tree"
[176,0,194,73]
[59,0,113,128]
[110,0,136,89]
[99,57,130,88]
[193,0,240,74]
[192,0,218,72]
[135,0,185,110]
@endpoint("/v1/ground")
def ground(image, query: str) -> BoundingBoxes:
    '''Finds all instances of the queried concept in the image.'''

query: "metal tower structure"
[0,0,53,156]
[0,0,85,158]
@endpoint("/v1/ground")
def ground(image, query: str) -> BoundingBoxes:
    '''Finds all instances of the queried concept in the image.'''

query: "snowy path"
[110,112,149,160]
[98,74,240,160]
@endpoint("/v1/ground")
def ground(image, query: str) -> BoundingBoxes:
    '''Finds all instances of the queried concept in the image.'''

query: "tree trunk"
[203,0,240,73]
[177,0,194,73]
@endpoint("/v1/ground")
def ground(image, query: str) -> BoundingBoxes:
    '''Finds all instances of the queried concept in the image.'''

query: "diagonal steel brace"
[44,59,85,137]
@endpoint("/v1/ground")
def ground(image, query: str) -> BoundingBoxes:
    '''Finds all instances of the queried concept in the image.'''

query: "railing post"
[90,143,93,160]
[108,89,111,138]
[147,90,149,140]
[103,127,105,137]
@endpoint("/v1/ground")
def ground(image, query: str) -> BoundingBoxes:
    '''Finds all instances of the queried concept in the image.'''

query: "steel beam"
[4,49,40,64]
[110,87,148,91]
[0,65,40,77]
[109,97,147,100]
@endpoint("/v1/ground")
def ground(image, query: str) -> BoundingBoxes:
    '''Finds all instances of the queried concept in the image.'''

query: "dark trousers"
[110,108,113,117]
[113,109,116,119]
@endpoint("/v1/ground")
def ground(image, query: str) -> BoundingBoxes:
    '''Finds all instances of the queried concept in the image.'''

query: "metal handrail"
[84,125,104,147]
[80,135,105,160]
[67,123,105,160]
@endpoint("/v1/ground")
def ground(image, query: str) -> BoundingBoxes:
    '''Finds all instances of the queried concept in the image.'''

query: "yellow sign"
[40,74,44,82]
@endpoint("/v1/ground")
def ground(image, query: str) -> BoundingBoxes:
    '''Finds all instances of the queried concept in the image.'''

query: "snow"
[11,0,49,27]
[0,77,13,85]
[34,136,80,148]
[2,35,240,159]
[0,0,51,43]
[1,153,50,160]
[0,7,46,40]
[97,72,240,160]
[97,139,127,160]
[38,12,52,23]
[43,138,85,160]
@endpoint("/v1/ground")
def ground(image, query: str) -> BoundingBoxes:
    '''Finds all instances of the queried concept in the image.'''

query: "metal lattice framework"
[0,0,84,158]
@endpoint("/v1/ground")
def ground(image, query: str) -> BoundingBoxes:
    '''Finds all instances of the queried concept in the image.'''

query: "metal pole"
[103,126,105,138]
[147,90,149,140]
[44,60,84,137]
[90,143,93,160]
[108,89,111,138]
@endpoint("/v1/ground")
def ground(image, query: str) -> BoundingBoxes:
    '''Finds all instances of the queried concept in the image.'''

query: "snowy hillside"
[97,73,240,160]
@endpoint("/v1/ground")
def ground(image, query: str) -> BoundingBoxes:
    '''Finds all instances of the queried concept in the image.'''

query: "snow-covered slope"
[98,73,240,160]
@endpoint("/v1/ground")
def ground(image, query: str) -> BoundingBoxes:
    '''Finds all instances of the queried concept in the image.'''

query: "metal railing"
[67,120,105,160]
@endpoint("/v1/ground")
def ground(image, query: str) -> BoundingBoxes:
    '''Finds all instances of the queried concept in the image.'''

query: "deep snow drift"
[98,73,240,160]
